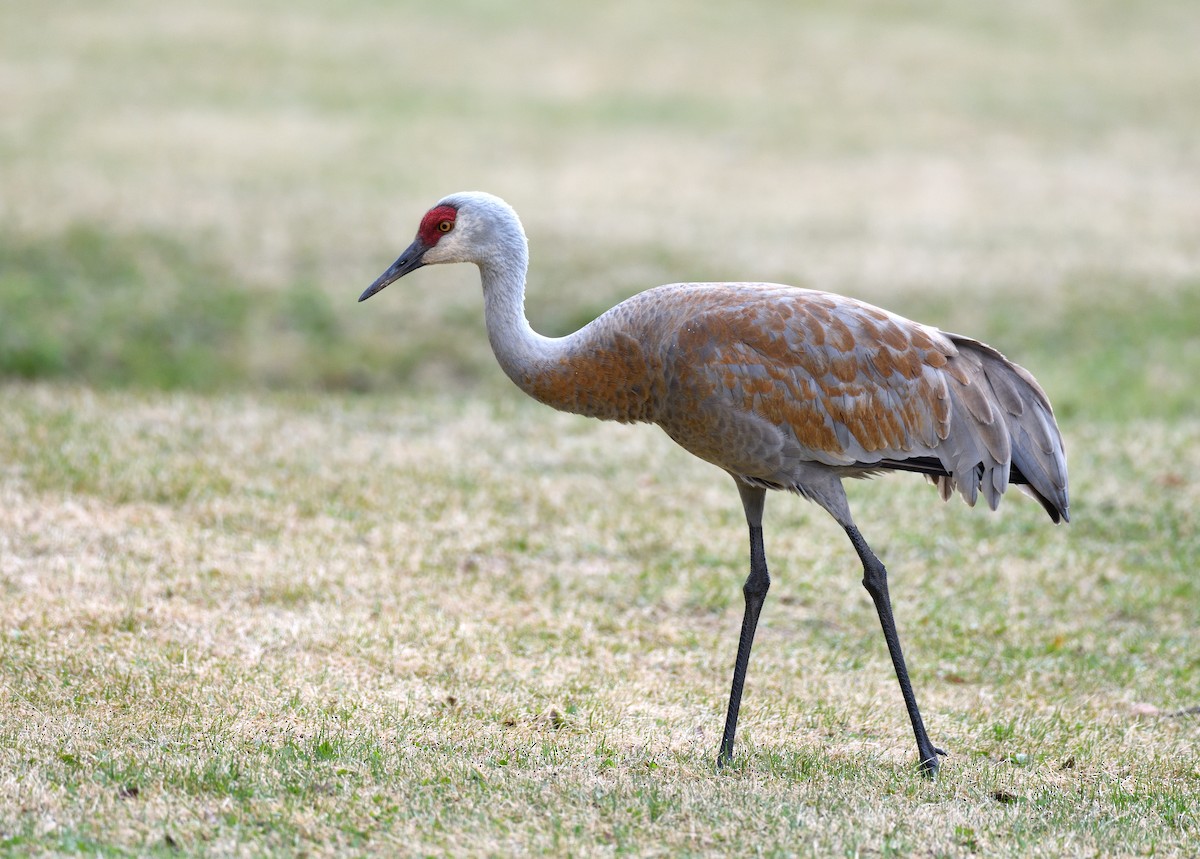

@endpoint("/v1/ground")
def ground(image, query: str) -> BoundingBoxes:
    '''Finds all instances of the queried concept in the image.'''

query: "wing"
[653,284,1067,519]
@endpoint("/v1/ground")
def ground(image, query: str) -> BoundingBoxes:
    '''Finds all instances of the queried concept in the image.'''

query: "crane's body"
[360,191,1069,776]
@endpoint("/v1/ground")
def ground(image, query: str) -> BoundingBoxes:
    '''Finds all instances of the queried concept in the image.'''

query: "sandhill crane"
[359,191,1069,776]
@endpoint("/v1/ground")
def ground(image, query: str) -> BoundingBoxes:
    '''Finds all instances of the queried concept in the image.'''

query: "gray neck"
[475,238,659,424]
[478,253,563,395]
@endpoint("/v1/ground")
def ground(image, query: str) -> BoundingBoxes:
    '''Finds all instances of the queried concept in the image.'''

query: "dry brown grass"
[1,386,1198,855]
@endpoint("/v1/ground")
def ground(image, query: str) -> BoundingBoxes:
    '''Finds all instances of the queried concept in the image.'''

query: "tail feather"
[875,334,1069,523]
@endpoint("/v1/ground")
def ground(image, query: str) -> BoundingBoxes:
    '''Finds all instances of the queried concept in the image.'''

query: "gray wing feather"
[941,334,1069,521]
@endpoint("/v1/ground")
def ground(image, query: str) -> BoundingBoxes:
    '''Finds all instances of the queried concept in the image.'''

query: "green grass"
[5,225,1199,422]
[2,0,1200,855]
[0,225,381,391]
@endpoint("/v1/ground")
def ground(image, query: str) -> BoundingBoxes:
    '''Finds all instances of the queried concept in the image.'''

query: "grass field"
[2,0,1199,855]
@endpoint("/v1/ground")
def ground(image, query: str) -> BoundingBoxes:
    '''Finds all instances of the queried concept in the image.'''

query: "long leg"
[717,483,769,768]
[845,524,945,776]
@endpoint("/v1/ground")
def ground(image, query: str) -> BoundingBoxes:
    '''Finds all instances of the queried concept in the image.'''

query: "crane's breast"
[522,327,667,423]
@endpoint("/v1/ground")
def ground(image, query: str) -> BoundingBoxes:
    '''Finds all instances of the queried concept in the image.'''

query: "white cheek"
[422,237,458,264]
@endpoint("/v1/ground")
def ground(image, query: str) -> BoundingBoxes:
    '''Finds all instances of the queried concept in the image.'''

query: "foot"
[918,745,947,777]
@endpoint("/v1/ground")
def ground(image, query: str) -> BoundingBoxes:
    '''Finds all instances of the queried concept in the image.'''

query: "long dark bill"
[359,238,428,302]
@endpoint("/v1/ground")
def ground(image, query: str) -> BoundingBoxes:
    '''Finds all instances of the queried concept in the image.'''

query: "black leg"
[717,497,770,768]
[846,524,945,776]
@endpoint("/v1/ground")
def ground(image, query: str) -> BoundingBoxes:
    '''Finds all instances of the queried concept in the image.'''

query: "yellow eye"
[438,220,453,233]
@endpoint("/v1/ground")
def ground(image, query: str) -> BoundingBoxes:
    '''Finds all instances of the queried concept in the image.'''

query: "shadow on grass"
[3,223,1198,423]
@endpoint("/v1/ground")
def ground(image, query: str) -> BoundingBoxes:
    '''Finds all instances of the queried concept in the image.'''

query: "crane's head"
[359,192,526,302]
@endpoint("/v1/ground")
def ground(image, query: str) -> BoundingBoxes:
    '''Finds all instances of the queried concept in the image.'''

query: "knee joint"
[860,562,887,598]
[743,575,770,601]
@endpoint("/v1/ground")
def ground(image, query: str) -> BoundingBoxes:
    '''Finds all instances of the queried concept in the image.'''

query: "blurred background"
[2,0,1198,419]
